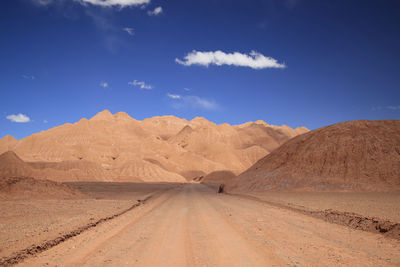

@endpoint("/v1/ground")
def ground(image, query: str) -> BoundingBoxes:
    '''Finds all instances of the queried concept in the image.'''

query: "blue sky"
[1,0,399,139]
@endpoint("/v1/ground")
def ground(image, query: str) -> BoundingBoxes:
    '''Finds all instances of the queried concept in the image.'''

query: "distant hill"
[0,110,308,182]
[226,120,400,192]
[201,170,236,184]
[0,151,85,199]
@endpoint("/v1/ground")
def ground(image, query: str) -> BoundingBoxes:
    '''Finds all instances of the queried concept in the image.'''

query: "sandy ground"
[66,182,181,200]
[0,182,179,260]
[8,183,400,267]
[240,191,400,222]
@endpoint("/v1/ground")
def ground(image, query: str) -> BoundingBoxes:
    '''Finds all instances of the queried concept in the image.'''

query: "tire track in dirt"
[72,189,182,266]
[0,195,153,267]
[213,191,400,266]
[1,184,184,267]
[189,185,286,266]
[12,183,400,266]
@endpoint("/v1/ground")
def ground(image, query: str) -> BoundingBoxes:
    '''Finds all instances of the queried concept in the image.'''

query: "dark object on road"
[217,184,225,194]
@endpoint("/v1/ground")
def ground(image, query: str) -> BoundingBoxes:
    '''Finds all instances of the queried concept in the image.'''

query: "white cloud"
[387,105,400,110]
[100,82,109,88]
[43,120,48,123]
[122,27,134,35]
[79,0,150,8]
[168,95,218,110]
[176,50,286,69]
[22,74,35,80]
[128,80,153,90]
[31,0,149,8]
[147,6,162,16]
[184,88,191,91]
[167,93,181,99]
[6,114,31,123]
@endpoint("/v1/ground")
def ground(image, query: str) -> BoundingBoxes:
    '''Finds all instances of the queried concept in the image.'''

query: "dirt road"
[17,183,400,266]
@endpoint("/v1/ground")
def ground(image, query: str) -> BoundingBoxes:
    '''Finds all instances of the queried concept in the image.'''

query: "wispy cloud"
[43,120,48,123]
[85,9,125,52]
[147,6,162,16]
[188,96,218,110]
[22,74,35,80]
[6,114,31,123]
[81,0,149,8]
[373,105,400,111]
[176,50,286,69]
[167,93,182,99]
[387,105,400,110]
[122,27,134,36]
[31,0,150,7]
[184,88,191,91]
[128,80,153,90]
[30,0,152,52]
[32,0,150,8]
[30,0,53,6]
[167,94,218,110]
[100,82,109,88]
[41,0,150,8]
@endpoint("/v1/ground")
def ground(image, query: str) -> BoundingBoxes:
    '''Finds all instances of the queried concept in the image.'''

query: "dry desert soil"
[1,182,400,267]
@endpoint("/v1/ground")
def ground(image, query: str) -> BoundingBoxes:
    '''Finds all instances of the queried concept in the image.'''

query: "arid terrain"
[243,191,400,222]
[0,182,179,263]
[1,116,399,266]
[0,110,308,183]
[226,120,400,192]
[0,183,399,267]
[3,0,400,265]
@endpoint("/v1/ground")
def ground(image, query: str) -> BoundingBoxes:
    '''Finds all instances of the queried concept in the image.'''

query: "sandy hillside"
[227,120,400,192]
[0,151,85,200]
[0,150,112,182]
[0,110,308,182]
[0,176,85,200]
[0,151,33,177]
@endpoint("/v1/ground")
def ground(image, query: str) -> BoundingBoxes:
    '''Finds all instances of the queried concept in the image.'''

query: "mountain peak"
[114,112,135,121]
[254,120,269,126]
[145,115,188,123]
[295,126,310,133]
[235,121,253,128]
[90,110,114,121]
[190,117,215,127]
[191,116,207,121]
[1,135,18,142]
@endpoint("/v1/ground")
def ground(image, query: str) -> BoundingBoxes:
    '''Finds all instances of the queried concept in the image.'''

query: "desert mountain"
[0,151,85,199]
[226,120,400,192]
[0,110,308,182]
